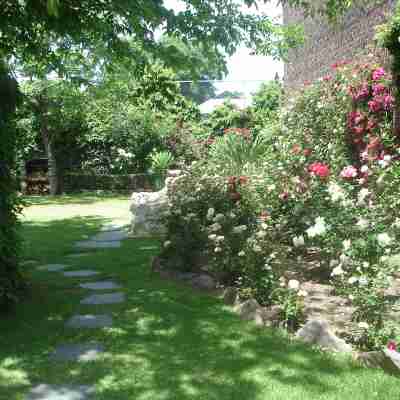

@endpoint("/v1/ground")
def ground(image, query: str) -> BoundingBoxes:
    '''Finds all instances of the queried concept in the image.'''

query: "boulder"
[356,349,400,376]
[151,256,162,273]
[263,305,283,327]
[130,171,182,238]
[235,299,264,326]
[130,189,168,237]
[191,274,216,290]
[223,287,238,305]
[296,319,352,353]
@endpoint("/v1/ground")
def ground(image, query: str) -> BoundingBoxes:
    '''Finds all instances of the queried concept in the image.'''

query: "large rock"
[190,274,216,290]
[235,299,264,326]
[130,189,168,237]
[296,319,352,353]
[263,305,283,327]
[356,349,400,376]
[223,287,238,305]
[130,171,182,238]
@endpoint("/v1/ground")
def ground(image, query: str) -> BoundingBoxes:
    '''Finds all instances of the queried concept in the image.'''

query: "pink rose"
[372,67,385,81]
[368,98,383,113]
[372,83,386,96]
[383,94,394,111]
[340,166,358,179]
[387,340,397,351]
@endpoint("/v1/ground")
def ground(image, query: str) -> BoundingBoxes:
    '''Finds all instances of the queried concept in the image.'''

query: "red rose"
[309,162,330,178]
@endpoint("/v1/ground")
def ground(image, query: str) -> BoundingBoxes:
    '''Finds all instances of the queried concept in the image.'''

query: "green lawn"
[1,196,399,400]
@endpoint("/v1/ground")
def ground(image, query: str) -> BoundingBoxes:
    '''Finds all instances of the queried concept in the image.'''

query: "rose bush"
[159,55,400,349]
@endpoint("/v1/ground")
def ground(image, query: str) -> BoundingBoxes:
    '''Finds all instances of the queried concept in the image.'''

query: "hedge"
[0,64,23,309]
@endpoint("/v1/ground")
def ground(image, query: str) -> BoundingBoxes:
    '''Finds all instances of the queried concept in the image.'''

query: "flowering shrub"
[159,55,400,350]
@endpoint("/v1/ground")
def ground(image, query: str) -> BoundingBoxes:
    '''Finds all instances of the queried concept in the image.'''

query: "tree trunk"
[38,95,61,195]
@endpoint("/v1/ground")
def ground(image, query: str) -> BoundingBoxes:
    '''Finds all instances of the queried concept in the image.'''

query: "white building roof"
[199,98,252,114]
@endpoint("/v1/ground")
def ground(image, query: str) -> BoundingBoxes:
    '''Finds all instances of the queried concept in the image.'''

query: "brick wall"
[283,1,395,88]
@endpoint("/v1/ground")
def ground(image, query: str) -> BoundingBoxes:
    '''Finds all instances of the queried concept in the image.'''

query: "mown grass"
[1,196,399,400]
[23,191,129,206]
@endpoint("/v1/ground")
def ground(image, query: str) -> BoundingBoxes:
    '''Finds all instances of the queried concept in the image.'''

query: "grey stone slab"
[26,384,95,400]
[66,314,113,329]
[80,292,125,305]
[63,270,99,277]
[21,260,38,266]
[79,281,121,290]
[100,223,129,232]
[91,230,128,242]
[74,240,121,249]
[37,264,69,272]
[66,253,90,258]
[50,343,104,362]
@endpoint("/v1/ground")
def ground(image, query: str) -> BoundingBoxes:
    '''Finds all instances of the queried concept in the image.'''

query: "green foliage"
[272,287,305,331]
[204,102,251,135]
[149,150,175,174]
[209,133,269,175]
[0,62,24,309]
[250,80,283,132]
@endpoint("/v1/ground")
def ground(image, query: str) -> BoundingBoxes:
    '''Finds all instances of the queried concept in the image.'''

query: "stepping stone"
[80,292,125,305]
[91,230,127,242]
[50,343,104,362]
[63,270,99,277]
[79,281,121,290]
[75,241,121,249]
[66,314,113,329]
[37,264,68,272]
[21,260,38,266]
[139,246,159,251]
[100,223,128,232]
[26,384,95,400]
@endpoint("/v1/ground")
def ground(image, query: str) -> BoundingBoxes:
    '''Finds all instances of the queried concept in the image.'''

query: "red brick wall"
[283,1,395,88]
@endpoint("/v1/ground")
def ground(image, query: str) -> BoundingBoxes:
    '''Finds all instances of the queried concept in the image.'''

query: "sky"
[163,0,284,96]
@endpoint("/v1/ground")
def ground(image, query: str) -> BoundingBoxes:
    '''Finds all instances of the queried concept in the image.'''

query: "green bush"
[0,64,24,309]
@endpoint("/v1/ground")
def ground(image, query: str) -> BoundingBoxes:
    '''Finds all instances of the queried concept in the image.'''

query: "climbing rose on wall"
[372,67,386,81]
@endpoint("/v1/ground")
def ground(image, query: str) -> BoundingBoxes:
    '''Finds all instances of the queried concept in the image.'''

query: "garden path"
[25,225,129,400]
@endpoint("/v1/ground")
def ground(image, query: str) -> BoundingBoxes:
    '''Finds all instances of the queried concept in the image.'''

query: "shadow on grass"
[23,192,130,207]
[1,220,398,400]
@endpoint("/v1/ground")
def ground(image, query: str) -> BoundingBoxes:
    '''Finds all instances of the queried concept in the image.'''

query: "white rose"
[253,245,262,253]
[298,289,308,297]
[358,276,368,286]
[288,279,300,291]
[331,265,345,277]
[356,218,369,230]
[343,240,351,251]
[163,240,171,248]
[358,322,369,329]
[377,233,392,247]
[256,230,267,239]
[238,251,245,257]
[293,235,305,247]
[348,276,358,284]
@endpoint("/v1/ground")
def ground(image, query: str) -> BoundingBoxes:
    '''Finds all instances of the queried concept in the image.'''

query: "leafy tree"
[83,63,199,174]
[216,91,246,99]
[249,79,283,132]
[19,80,88,194]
